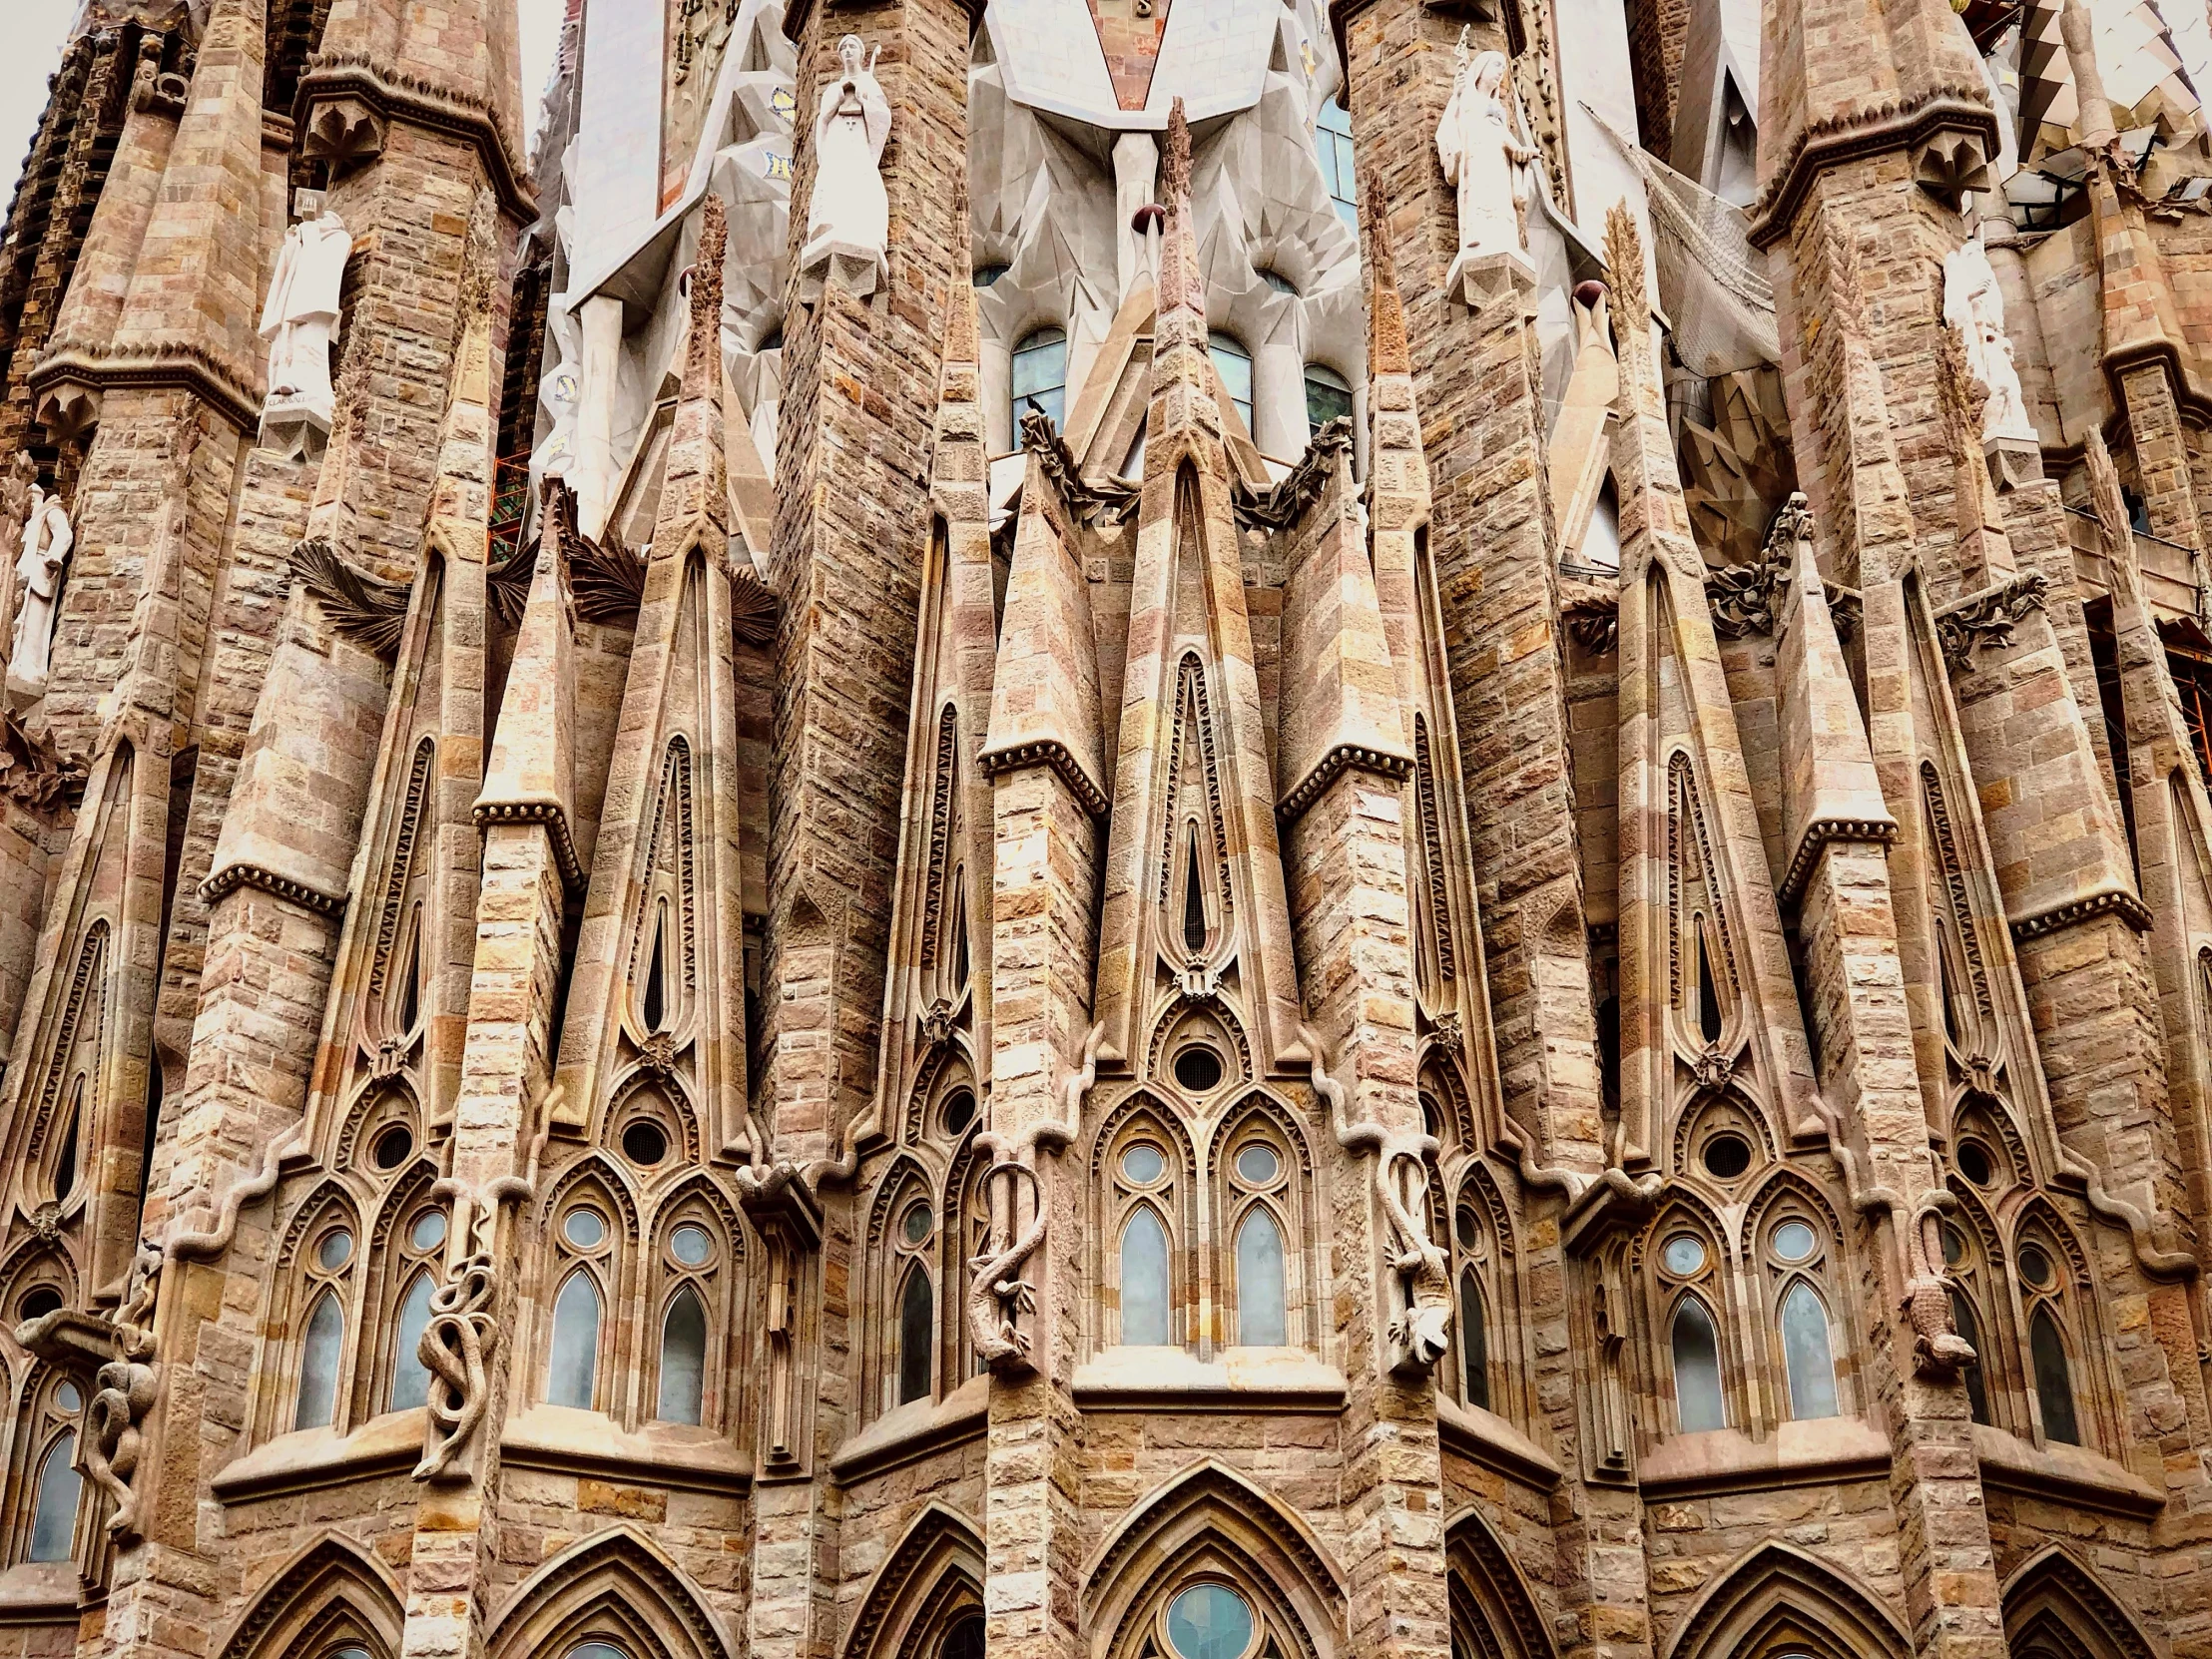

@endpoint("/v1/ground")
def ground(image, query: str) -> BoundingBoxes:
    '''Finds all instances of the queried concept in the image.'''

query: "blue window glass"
[1316,98,1357,226]
[1012,327,1068,432]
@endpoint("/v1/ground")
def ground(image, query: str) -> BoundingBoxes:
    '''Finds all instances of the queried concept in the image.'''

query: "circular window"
[1456,1209,1481,1250]
[942,1093,976,1137]
[671,1224,714,1266]
[1942,1224,1966,1267]
[1702,1134,1752,1179]
[373,1124,413,1170]
[563,1209,608,1251]
[409,1212,446,1253]
[902,1203,933,1246]
[1234,1143,1281,1185]
[1166,1583,1255,1659]
[1772,1220,1817,1263]
[621,1120,668,1166]
[1122,1144,1166,1186]
[318,1229,355,1270]
[53,1381,80,1414]
[2018,1243,2054,1289]
[18,1286,62,1323]
[1956,1140,1994,1186]
[1173,1046,1225,1094]
[1662,1235,1708,1276]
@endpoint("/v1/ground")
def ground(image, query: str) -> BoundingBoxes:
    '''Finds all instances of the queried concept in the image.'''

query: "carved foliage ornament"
[1936,571,2049,669]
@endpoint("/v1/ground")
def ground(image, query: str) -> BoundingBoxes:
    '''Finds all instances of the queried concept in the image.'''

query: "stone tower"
[0,0,2210,1657]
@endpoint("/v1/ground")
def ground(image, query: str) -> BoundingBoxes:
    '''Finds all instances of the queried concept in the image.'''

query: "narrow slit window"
[897,1264,933,1404]
[26,1433,79,1562]
[295,1291,345,1430]
[395,905,422,1033]
[1696,924,1724,1044]
[1459,1267,1489,1411]
[643,901,668,1032]
[547,1272,602,1409]
[388,1271,436,1411]
[1779,1281,1840,1419]
[52,1090,80,1201]
[1183,826,1208,954]
[1120,1207,1172,1346]
[2030,1306,2080,1444]
[658,1286,708,1423]
[1234,1209,1288,1346]
[1671,1298,1727,1431]
[1950,1288,1990,1425]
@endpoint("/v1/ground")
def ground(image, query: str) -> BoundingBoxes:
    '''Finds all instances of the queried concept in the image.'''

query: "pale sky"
[1,0,568,231]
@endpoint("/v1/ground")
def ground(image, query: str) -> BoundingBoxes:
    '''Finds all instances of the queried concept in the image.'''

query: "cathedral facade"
[0,0,2210,1657]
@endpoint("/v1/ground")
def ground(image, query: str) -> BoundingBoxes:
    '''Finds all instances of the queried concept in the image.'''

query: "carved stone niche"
[1913,129,1993,210]
[300,95,386,170]
[737,1162,822,1475]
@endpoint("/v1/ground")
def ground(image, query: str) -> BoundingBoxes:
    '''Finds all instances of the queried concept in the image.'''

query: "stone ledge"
[501,1404,755,1495]
[829,1373,989,1484]
[0,1563,80,1626]
[1070,1347,1349,1410]
[211,1408,426,1503]
[977,739,1111,816]
[1436,1396,1561,1489]
[1276,743,1413,825]
[1635,1415,1893,1498]
[2009,886,2156,941]
[1971,1422,2164,1518]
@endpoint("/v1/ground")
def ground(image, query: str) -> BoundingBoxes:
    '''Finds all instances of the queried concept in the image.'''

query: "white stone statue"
[1437,40,1536,293]
[1942,224,2037,446]
[259,198,353,457]
[11,485,72,690]
[797,35,890,299]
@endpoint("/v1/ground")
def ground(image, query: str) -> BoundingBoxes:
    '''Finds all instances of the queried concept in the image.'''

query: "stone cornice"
[30,338,261,433]
[1778,818,1900,907]
[1275,742,1413,824]
[472,800,587,893]
[1749,90,1997,250]
[199,862,348,917]
[976,740,1111,817]
[295,53,535,223]
[2009,887,2155,942]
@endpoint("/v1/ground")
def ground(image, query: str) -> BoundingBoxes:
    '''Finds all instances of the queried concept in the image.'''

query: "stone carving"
[288,538,411,658]
[1705,492,1806,638]
[1941,224,2036,448]
[260,198,353,458]
[10,485,73,689]
[798,36,889,300]
[0,709,85,808]
[1934,571,2049,669]
[415,1165,534,1481]
[1902,1199,1976,1380]
[1020,408,1137,528]
[72,1124,303,1539]
[1233,417,1354,531]
[1305,1026,1452,1375]
[966,1023,1101,1373]
[0,452,36,663]
[1437,38,1536,296]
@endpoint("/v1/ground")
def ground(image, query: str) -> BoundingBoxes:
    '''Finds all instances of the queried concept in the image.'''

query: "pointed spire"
[1363,169,1408,379]
[1936,314,2015,584]
[427,196,502,552]
[2061,0,2120,153]
[2085,428,2144,605]
[1156,98,1205,328]
[654,194,732,552]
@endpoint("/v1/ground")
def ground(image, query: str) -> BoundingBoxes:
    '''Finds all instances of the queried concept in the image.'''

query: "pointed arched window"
[1779,1281,1839,1419]
[1671,1298,1727,1431]
[1458,1267,1490,1411]
[897,1263,934,1405]
[548,1271,602,1409]
[1120,1207,1172,1346]
[26,1431,79,1563]
[388,1271,436,1411]
[2030,1306,2080,1444]
[658,1285,708,1423]
[295,1290,345,1430]
[1949,1288,1991,1425]
[1234,1209,1287,1347]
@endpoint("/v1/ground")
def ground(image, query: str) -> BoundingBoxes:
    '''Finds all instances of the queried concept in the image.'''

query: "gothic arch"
[839,1500,985,1659]
[1443,1506,1555,1659]
[1082,1459,1347,1659]
[2002,1546,2160,1659]
[215,1534,406,1659]
[487,1526,734,1659]
[1658,1540,1910,1659]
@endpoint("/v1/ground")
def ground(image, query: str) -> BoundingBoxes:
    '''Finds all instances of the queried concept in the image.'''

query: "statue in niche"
[1437,38,1536,296]
[1942,222,2037,447]
[797,35,889,300]
[10,484,72,691]
[259,193,353,458]
[0,452,36,666]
